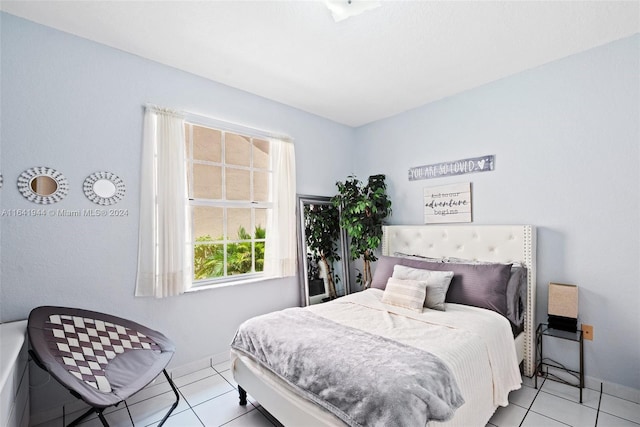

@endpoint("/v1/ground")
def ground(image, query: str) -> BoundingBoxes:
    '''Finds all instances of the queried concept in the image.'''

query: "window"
[185,123,272,285]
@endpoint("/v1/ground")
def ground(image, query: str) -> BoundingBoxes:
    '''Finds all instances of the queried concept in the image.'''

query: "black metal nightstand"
[535,323,584,403]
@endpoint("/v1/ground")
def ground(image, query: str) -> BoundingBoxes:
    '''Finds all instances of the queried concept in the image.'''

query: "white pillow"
[392,265,454,311]
[381,277,427,312]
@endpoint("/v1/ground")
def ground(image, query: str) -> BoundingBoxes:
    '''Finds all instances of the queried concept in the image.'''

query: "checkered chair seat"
[45,313,161,393]
[28,306,179,425]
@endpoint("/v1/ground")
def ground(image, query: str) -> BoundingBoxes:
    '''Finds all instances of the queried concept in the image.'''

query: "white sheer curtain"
[264,138,297,277]
[135,106,192,297]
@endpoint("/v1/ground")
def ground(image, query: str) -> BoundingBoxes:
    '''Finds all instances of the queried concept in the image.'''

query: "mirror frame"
[297,194,350,307]
[17,166,69,204]
[83,171,126,206]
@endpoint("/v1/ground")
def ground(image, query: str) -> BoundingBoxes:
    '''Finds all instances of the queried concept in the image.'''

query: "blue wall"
[355,35,640,391]
[0,12,354,414]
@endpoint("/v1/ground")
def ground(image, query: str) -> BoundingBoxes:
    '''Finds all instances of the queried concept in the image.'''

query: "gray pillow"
[392,265,454,311]
[371,255,406,290]
[444,257,527,327]
[370,255,512,318]
[507,266,527,327]
[442,262,512,318]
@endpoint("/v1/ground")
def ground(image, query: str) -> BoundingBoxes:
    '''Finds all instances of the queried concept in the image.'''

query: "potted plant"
[305,253,325,296]
[304,202,341,299]
[332,174,392,289]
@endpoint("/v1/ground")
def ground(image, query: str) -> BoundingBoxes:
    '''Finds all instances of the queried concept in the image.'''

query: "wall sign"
[424,182,472,224]
[409,155,494,181]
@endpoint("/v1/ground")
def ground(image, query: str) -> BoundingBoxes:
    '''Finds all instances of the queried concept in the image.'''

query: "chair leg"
[124,400,134,425]
[97,410,109,427]
[156,369,180,427]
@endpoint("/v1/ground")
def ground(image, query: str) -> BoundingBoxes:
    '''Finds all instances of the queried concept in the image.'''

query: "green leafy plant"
[194,226,265,280]
[304,203,341,299]
[332,174,392,289]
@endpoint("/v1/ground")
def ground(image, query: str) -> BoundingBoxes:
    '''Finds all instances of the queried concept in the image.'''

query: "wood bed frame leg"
[238,385,247,406]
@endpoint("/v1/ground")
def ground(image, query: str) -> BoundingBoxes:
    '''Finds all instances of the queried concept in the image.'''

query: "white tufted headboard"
[382,224,537,377]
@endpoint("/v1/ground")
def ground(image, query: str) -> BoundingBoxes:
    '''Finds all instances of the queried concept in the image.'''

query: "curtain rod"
[144,103,293,143]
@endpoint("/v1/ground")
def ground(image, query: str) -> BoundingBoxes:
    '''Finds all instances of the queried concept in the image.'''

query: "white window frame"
[185,120,273,287]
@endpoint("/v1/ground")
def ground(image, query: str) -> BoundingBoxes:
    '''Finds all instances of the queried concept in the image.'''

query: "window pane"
[193,207,223,241]
[255,209,267,237]
[193,243,224,279]
[194,164,222,199]
[225,168,250,200]
[225,133,251,166]
[193,125,221,162]
[253,171,270,202]
[227,206,251,276]
[255,242,265,272]
[253,139,270,169]
[227,242,253,275]
[227,208,251,240]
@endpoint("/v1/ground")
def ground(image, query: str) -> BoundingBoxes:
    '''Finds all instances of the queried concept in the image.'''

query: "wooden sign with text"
[409,155,495,181]
[424,182,472,224]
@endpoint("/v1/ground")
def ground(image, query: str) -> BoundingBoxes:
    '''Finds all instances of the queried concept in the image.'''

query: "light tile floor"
[35,361,640,427]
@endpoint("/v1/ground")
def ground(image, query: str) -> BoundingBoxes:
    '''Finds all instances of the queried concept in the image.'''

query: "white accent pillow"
[381,277,427,312]
[392,265,454,311]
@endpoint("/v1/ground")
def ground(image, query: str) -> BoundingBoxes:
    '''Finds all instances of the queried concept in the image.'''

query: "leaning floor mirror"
[297,195,350,306]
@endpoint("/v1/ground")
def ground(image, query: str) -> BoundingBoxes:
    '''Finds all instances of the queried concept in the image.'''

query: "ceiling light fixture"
[324,0,382,22]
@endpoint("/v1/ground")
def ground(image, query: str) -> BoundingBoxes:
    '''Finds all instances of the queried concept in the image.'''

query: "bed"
[231,224,536,426]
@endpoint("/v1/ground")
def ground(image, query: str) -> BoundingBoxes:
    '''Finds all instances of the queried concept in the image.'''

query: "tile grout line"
[157,367,231,427]
[164,366,259,427]
[594,382,603,426]
[188,402,207,427]
[518,376,541,427]
[213,365,281,426]
[595,386,640,425]
[519,376,559,427]
[194,365,266,427]
[525,376,611,427]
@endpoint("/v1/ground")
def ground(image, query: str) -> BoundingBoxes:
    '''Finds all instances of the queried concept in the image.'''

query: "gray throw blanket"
[231,308,464,427]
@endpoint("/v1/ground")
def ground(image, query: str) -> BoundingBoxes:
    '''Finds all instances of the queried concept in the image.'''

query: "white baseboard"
[543,365,640,404]
[211,350,232,367]
[585,376,640,404]
[167,356,212,379]
[167,351,231,379]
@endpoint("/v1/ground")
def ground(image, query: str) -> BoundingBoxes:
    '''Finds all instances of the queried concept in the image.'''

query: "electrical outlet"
[582,324,593,341]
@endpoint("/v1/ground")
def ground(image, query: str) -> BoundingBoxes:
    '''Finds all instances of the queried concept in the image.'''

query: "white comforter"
[232,289,522,426]
[306,289,522,425]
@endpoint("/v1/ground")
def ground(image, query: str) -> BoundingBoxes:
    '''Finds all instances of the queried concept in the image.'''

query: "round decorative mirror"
[30,176,58,195]
[83,171,125,205]
[17,166,69,204]
[93,179,117,198]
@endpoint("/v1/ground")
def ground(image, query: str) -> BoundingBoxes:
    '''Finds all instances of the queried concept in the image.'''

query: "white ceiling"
[2,1,638,127]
